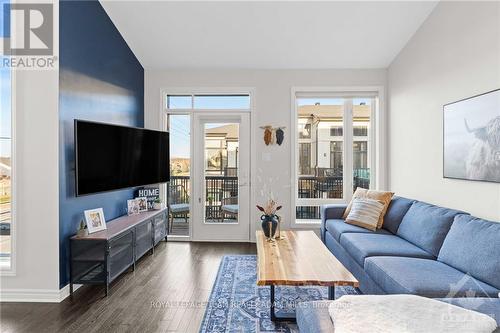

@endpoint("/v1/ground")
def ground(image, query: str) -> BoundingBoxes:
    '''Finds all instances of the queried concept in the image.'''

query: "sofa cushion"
[438,214,500,290]
[345,198,385,231]
[343,188,394,229]
[383,196,415,234]
[221,204,238,214]
[365,257,499,298]
[345,198,384,231]
[325,219,391,242]
[169,203,189,213]
[397,201,465,257]
[340,233,434,267]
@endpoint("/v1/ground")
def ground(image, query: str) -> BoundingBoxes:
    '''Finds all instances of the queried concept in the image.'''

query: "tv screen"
[75,120,170,196]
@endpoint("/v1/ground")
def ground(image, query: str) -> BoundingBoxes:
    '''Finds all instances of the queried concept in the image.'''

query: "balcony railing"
[168,175,238,221]
[296,169,370,219]
[168,169,370,221]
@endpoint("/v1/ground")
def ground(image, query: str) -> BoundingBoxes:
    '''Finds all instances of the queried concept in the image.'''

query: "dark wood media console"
[69,208,168,296]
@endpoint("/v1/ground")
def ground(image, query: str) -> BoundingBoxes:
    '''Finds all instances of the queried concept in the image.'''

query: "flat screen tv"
[75,120,170,196]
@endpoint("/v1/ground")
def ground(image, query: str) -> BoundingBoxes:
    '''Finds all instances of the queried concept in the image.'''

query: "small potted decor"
[153,198,162,210]
[76,220,88,237]
[256,199,282,241]
[207,195,214,206]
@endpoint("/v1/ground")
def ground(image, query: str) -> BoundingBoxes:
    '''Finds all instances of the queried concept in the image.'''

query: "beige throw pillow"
[345,198,385,231]
[343,188,394,229]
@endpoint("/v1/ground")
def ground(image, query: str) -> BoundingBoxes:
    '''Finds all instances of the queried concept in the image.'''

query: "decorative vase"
[261,214,278,238]
[275,215,282,239]
[77,228,88,237]
[153,202,162,210]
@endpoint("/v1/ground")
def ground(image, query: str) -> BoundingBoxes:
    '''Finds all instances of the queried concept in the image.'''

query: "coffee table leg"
[270,285,277,321]
[270,285,296,322]
[269,285,336,322]
[328,286,335,300]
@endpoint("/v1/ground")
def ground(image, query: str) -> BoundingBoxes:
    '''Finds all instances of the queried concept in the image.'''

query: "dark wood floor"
[0,242,256,333]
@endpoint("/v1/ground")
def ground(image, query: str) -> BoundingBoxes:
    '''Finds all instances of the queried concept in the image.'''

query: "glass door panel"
[204,123,239,223]
[166,114,191,236]
[353,98,372,191]
[296,98,344,221]
[192,113,250,241]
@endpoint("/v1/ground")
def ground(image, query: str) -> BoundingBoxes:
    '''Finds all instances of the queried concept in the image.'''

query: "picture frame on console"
[137,197,148,212]
[84,208,107,234]
[443,88,500,183]
[127,199,140,216]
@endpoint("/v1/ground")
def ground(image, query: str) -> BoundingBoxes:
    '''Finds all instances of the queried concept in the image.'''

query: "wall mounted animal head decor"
[260,126,285,146]
[276,128,284,145]
[262,126,272,145]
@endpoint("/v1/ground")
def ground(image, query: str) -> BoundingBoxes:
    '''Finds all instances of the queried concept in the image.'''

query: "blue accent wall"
[1,0,11,38]
[59,0,144,288]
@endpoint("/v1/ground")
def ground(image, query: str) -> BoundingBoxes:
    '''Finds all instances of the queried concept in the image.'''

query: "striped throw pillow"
[346,198,385,231]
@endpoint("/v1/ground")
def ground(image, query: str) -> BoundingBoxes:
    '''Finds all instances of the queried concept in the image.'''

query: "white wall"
[145,69,387,237]
[388,1,500,221]
[0,1,60,301]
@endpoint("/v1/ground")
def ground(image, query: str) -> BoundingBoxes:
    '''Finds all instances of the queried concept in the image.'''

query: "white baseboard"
[0,284,81,303]
[58,283,82,301]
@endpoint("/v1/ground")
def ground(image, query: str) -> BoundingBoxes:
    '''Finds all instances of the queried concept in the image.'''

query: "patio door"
[192,113,251,241]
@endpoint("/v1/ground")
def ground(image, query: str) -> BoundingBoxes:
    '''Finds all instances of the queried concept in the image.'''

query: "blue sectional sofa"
[296,196,500,332]
[320,196,500,298]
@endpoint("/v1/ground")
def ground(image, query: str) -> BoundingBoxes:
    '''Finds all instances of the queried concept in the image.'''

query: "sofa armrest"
[320,204,348,241]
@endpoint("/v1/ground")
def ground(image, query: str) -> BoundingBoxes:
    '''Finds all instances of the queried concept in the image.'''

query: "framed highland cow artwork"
[444,89,500,183]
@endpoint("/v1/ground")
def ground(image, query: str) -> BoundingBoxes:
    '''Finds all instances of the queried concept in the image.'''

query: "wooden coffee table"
[256,230,359,322]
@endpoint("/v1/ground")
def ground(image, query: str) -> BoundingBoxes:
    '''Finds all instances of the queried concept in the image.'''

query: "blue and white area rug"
[200,255,360,333]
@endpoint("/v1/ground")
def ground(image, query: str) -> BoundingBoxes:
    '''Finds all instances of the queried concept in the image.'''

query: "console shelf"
[72,247,105,262]
[70,208,168,296]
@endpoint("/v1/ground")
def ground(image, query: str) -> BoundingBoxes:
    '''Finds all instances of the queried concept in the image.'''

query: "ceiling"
[100,1,438,69]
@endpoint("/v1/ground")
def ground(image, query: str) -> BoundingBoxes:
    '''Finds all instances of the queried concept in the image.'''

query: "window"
[353,103,371,191]
[194,95,250,109]
[329,141,343,175]
[330,126,343,137]
[353,126,368,136]
[204,123,240,223]
[294,92,377,223]
[167,94,250,110]
[166,114,191,237]
[205,137,227,174]
[167,95,192,109]
[298,123,311,139]
[298,143,311,175]
[0,59,12,270]
[296,97,344,206]
[353,142,368,168]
